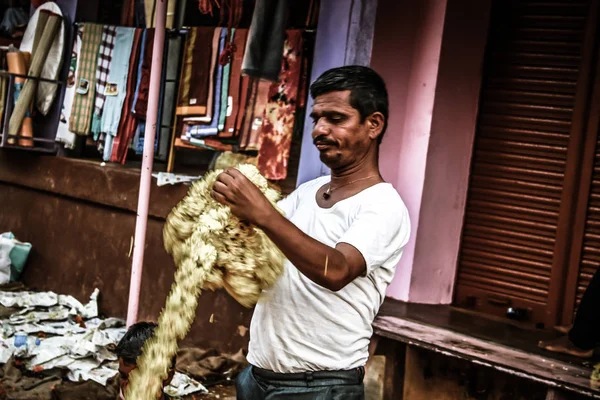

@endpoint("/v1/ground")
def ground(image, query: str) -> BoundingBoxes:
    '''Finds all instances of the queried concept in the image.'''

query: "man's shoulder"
[361,183,406,208]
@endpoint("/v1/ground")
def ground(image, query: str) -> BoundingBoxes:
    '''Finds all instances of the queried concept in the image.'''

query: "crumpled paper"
[164,372,209,397]
[0,289,99,319]
[0,289,208,396]
[152,172,202,186]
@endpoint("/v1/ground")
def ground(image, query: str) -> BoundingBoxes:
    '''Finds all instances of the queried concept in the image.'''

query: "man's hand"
[212,168,276,227]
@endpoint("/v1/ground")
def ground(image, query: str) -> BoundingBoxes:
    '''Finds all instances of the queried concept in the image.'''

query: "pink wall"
[409,0,492,303]
[372,0,448,300]
[372,0,492,302]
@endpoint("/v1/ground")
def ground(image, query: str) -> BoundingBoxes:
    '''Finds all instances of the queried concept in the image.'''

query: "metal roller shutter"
[454,0,591,324]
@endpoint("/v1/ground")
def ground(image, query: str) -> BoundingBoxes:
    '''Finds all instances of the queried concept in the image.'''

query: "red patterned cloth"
[257,30,304,180]
[132,28,155,119]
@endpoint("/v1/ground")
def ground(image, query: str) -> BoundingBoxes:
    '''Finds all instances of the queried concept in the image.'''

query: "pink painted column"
[371,0,448,301]
[371,0,492,304]
[126,0,167,327]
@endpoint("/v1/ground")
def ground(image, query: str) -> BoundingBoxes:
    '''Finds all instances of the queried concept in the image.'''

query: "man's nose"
[312,119,329,139]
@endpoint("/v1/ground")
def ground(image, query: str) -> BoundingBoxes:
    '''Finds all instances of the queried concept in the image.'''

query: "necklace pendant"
[323,187,331,199]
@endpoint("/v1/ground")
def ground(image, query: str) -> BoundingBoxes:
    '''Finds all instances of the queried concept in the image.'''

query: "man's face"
[118,358,175,399]
[310,90,376,170]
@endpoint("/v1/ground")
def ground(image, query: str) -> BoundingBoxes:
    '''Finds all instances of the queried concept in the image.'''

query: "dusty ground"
[195,384,236,399]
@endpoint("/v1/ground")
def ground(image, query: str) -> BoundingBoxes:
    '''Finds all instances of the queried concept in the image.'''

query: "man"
[539,266,600,358]
[213,65,410,399]
[116,321,176,400]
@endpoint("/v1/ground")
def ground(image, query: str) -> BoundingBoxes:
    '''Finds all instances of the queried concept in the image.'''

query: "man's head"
[116,322,175,398]
[309,66,388,170]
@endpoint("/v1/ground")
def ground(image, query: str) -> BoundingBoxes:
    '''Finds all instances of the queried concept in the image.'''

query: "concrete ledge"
[0,152,188,219]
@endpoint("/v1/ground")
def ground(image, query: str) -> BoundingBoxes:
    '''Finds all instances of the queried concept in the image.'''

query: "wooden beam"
[374,316,600,399]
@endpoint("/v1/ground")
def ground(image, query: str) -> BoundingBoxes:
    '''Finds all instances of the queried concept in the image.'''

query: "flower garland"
[125,164,284,399]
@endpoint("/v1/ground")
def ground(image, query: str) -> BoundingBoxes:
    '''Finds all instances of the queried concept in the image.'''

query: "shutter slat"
[455,0,590,323]
[467,212,557,237]
[575,136,600,307]
[463,223,555,248]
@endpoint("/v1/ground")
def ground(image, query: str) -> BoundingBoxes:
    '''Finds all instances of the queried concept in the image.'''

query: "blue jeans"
[235,365,365,400]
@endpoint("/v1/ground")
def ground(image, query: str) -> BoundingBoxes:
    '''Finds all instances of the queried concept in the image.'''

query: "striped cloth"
[91,25,117,139]
[69,23,103,135]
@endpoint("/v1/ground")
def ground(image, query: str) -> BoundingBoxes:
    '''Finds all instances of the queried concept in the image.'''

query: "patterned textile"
[91,25,117,139]
[110,29,143,164]
[257,30,304,180]
[100,27,135,161]
[69,23,103,135]
[56,25,83,149]
[176,27,215,116]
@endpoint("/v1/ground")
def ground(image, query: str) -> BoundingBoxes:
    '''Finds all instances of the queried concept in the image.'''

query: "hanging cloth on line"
[91,25,117,140]
[100,26,135,161]
[176,27,214,116]
[221,28,248,138]
[182,28,227,139]
[110,28,144,164]
[257,30,304,180]
[69,23,103,135]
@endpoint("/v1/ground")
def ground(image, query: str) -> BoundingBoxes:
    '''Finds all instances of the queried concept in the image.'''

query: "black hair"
[115,321,157,365]
[309,65,389,143]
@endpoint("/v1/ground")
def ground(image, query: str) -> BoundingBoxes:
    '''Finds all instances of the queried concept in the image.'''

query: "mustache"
[313,136,337,146]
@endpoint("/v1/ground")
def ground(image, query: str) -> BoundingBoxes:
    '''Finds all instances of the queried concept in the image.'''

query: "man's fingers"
[224,168,246,181]
[213,181,230,195]
[216,171,235,186]
[211,189,230,205]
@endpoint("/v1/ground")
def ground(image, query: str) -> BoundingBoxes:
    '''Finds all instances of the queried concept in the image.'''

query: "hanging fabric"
[176,27,214,116]
[132,29,155,119]
[144,0,155,27]
[156,33,183,161]
[194,27,221,122]
[56,25,83,149]
[221,28,247,138]
[121,0,135,27]
[241,0,288,81]
[237,77,258,150]
[256,30,304,180]
[218,28,234,132]
[91,25,118,139]
[111,29,143,164]
[69,23,103,135]
[100,27,136,161]
[183,28,227,139]
[9,11,62,140]
[135,0,147,27]
[18,2,66,116]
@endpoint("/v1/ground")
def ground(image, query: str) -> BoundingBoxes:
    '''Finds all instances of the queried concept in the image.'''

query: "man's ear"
[367,112,385,140]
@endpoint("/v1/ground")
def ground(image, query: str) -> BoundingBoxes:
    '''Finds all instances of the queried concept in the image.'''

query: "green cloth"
[218,28,235,132]
[1,233,31,281]
[69,23,103,135]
